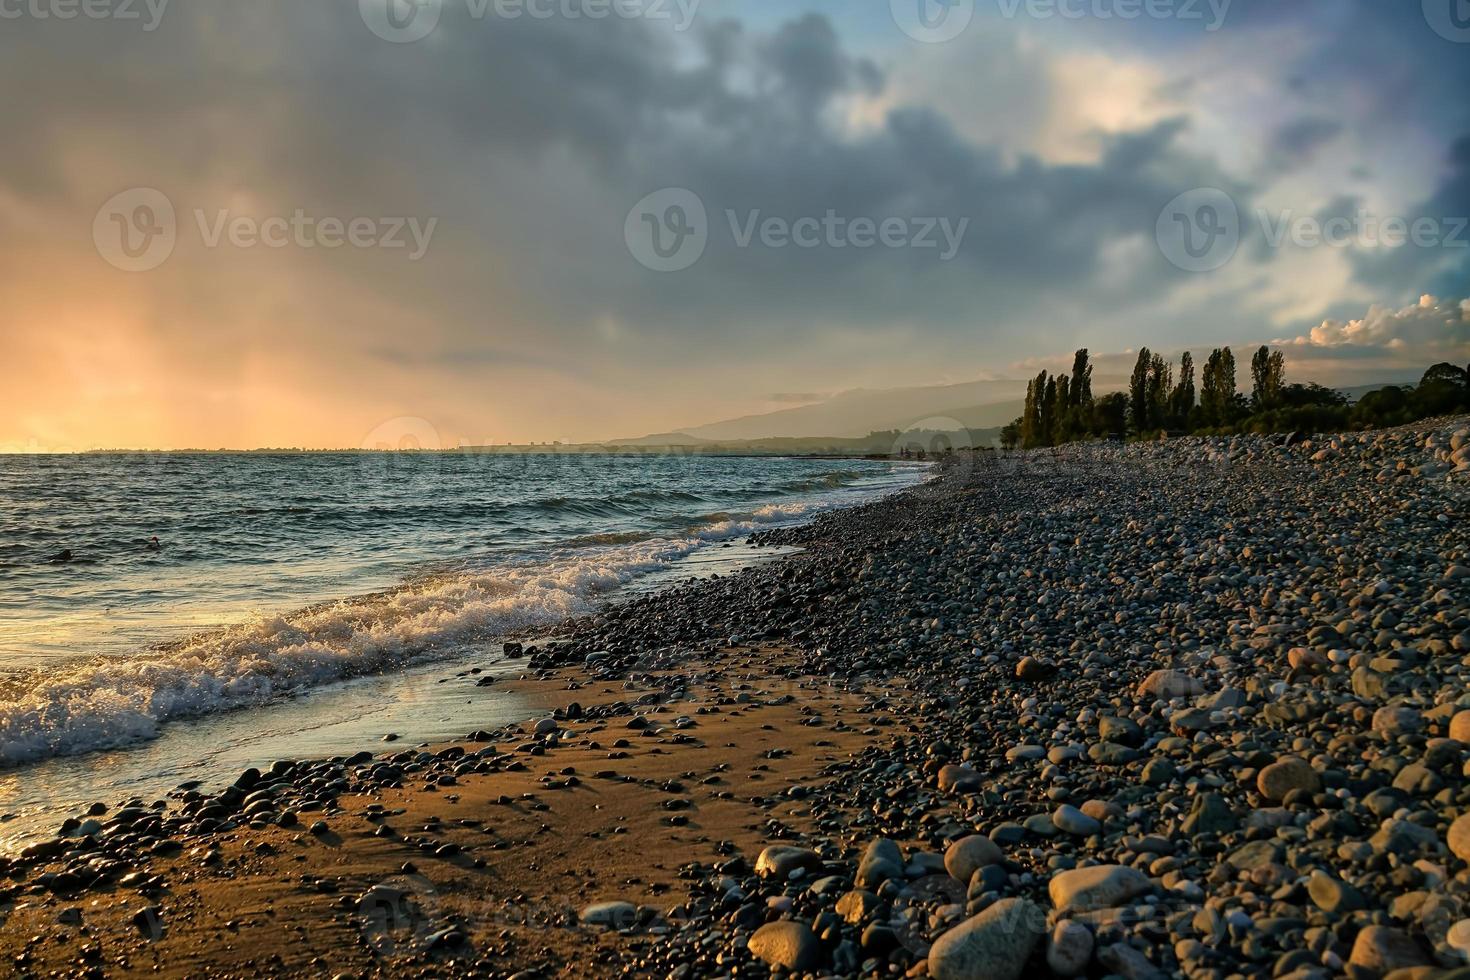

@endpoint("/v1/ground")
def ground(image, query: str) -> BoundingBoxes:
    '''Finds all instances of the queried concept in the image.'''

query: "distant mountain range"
[612,376,1412,448]
[615,379,1028,446]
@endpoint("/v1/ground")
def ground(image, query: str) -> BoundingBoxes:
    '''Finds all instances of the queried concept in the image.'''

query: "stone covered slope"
[559,420,1470,979]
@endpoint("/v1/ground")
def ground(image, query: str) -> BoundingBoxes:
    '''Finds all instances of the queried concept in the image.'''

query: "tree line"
[1002,347,1470,449]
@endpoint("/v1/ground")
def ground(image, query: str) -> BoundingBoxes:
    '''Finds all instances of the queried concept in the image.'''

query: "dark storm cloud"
[1261,118,1342,175]
[0,2,1250,349]
[1347,134,1470,302]
[0,0,1463,391]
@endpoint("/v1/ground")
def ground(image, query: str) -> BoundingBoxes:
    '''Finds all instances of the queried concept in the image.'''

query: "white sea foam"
[0,479,920,767]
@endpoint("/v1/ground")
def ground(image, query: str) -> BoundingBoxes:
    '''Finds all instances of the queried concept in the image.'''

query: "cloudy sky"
[1,0,1468,449]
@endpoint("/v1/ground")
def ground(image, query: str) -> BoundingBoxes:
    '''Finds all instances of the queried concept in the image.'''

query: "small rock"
[748,921,821,972]
[928,897,1045,980]
[581,901,637,929]
[1348,925,1430,973]
[1137,670,1205,700]
[945,835,1004,884]
[1052,805,1100,837]
[1447,813,1470,863]
[1049,865,1152,913]
[939,764,983,794]
[756,845,822,880]
[1446,919,1470,962]
[1098,942,1168,979]
[1046,919,1093,977]
[1016,657,1056,682]
[1257,756,1320,801]
[1307,872,1365,914]
[856,839,903,889]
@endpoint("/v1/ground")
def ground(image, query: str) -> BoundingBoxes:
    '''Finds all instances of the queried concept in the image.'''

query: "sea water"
[0,452,923,845]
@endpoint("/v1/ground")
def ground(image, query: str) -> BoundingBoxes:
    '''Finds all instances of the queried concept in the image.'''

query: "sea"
[0,452,924,847]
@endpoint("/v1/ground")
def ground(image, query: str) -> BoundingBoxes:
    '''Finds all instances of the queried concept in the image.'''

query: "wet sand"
[0,648,911,978]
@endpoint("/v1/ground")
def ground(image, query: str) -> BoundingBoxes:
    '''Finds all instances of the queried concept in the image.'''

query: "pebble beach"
[2,418,1468,980]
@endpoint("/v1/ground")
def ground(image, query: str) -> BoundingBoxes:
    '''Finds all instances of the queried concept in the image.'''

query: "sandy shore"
[0,652,913,978]
[3,418,1468,979]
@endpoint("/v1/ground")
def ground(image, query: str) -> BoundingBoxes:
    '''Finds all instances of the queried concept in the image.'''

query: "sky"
[0,0,1468,450]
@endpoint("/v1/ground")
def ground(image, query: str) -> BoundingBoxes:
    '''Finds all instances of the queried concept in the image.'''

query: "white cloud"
[1283,295,1470,353]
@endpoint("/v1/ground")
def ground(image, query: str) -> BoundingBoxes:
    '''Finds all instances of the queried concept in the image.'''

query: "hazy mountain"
[651,379,1028,443]
[610,431,711,447]
[611,374,1412,448]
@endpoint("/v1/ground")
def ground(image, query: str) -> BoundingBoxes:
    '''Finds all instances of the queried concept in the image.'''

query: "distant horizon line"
[0,367,1440,455]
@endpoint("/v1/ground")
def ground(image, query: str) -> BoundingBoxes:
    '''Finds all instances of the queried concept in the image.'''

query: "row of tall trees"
[1017,349,1098,448]
[1003,345,1468,448]
[1124,344,1295,434]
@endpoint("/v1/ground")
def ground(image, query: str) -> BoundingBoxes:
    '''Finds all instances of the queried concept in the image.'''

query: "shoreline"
[0,459,925,779]
[0,538,813,851]
[1,419,1467,978]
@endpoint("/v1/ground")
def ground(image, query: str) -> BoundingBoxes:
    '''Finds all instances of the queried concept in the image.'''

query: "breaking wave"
[0,483,916,767]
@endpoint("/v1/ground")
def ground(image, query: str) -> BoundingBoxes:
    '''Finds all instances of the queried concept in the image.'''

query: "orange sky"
[3,4,1467,450]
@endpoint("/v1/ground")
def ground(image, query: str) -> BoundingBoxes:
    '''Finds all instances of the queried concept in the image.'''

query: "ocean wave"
[0,538,699,767]
[0,493,855,767]
[773,469,865,493]
[0,466,924,767]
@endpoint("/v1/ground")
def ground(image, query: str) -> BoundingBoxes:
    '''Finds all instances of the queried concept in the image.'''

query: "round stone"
[944,835,1004,884]
[580,901,637,929]
[1052,804,1101,837]
[755,845,822,880]
[1048,865,1152,913]
[1448,813,1470,863]
[1046,920,1094,977]
[1257,756,1320,801]
[748,921,821,972]
[928,898,1045,980]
